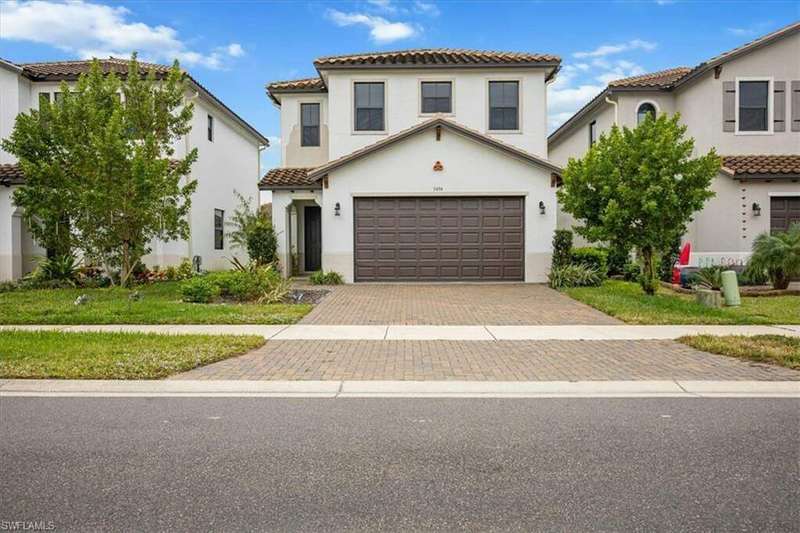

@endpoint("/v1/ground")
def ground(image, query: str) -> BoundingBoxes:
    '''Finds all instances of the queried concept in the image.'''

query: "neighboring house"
[0,57,268,281]
[260,49,563,282]
[549,22,800,267]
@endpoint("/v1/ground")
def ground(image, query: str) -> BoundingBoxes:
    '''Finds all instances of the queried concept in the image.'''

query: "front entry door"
[304,206,322,272]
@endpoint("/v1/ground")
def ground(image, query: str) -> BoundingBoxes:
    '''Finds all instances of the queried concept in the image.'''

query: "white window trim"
[351,78,388,135]
[298,98,324,148]
[768,192,800,197]
[418,77,455,117]
[486,77,523,134]
[735,76,774,136]
[635,100,659,124]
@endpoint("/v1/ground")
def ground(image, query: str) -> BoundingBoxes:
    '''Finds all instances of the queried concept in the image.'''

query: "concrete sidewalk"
[1,379,798,398]
[2,323,799,340]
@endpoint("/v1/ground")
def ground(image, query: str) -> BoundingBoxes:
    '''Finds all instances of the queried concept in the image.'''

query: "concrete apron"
[1,379,798,398]
[1,324,799,341]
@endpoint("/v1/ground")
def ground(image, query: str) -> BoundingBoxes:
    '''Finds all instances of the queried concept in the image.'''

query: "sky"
[1,0,798,172]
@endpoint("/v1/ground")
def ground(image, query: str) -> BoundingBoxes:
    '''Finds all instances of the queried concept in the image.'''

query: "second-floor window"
[354,82,385,132]
[207,114,214,142]
[301,103,320,146]
[589,120,597,146]
[738,80,769,132]
[489,81,519,131]
[421,81,452,114]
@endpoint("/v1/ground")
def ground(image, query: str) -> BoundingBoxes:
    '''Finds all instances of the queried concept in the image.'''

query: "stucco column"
[0,190,23,281]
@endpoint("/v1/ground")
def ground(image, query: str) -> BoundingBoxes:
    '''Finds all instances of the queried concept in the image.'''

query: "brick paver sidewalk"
[172,339,800,381]
[300,284,620,325]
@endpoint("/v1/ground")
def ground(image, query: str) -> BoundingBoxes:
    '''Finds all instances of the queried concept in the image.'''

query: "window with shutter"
[774,81,786,132]
[792,81,800,132]
[722,81,736,132]
[737,80,769,132]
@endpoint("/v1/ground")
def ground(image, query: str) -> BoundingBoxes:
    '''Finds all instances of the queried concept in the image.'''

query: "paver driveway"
[172,339,800,381]
[300,283,620,325]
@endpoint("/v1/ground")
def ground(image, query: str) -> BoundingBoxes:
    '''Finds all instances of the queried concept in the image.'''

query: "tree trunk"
[120,240,132,288]
[639,246,658,295]
[770,269,790,290]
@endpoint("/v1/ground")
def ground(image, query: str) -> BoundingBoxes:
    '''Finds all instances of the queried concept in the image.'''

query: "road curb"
[1,379,797,398]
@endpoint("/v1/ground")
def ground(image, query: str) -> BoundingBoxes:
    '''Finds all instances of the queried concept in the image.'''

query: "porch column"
[0,189,22,281]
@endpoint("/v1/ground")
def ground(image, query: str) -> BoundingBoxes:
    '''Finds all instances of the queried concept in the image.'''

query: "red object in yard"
[672,243,692,285]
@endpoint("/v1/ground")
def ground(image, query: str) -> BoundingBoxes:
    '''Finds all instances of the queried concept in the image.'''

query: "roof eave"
[258,184,322,191]
[188,77,269,146]
[315,61,562,71]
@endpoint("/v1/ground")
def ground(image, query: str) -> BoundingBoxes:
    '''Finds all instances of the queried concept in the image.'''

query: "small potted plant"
[693,266,723,308]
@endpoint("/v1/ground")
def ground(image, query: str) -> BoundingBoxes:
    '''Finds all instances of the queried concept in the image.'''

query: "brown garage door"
[354,196,524,282]
[770,196,800,232]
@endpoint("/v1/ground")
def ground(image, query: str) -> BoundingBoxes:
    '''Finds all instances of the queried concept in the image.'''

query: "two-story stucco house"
[260,49,564,283]
[0,57,268,281]
[549,22,800,267]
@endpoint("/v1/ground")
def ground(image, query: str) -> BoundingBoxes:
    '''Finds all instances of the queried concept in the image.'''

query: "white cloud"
[574,39,657,58]
[367,0,396,12]
[225,43,245,57]
[326,9,418,43]
[413,1,441,16]
[0,0,240,69]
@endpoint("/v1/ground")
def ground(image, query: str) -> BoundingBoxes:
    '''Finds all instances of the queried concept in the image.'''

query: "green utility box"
[721,270,741,306]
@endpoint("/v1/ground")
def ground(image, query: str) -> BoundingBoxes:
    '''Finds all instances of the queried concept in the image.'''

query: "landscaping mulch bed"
[286,288,330,305]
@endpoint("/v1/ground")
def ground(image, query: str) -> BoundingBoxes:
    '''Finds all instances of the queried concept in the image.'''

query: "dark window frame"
[636,102,656,125]
[589,120,597,146]
[38,93,51,107]
[207,114,214,142]
[488,80,519,131]
[300,102,321,147]
[421,81,452,114]
[214,209,224,250]
[737,80,770,132]
[354,82,385,132]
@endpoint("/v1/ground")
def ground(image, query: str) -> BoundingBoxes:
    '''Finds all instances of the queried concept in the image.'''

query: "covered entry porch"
[271,188,323,278]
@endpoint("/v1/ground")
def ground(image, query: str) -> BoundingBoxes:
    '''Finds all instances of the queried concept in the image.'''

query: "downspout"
[185,88,200,262]
[605,92,619,126]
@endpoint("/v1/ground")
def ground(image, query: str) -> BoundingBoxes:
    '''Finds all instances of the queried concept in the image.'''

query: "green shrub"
[740,264,769,286]
[548,263,603,289]
[37,254,81,282]
[605,243,631,276]
[176,258,194,280]
[180,277,220,303]
[164,265,178,281]
[552,229,573,268]
[747,223,800,289]
[693,266,723,291]
[246,219,278,265]
[659,236,682,282]
[622,261,640,282]
[309,271,344,285]
[571,247,608,276]
[208,264,291,304]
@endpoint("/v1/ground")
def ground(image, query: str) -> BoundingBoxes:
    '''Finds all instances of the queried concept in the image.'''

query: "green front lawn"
[0,330,265,379]
[565,280,800,325]
[679,335,800,370]
[0,282,311,325]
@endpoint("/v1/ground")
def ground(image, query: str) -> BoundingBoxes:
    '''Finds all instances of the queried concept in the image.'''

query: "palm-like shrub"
[693,266,723,291]
[747,223,800,289]
[548,264,603,289]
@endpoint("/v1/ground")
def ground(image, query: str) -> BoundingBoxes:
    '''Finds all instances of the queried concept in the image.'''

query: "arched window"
[637,102,657,125]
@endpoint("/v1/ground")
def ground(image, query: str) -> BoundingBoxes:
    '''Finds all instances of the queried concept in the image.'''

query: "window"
[738,80,769,132]
[354,82,385,131]
[207,114,214,142]
[589,120,597,146]
[489,81,519,130]
[53,92,63,104]
[421,81,452,114]
[38,93,50,106]
[301,103,320,146]
[214,209,224,250]
[636,102,656,125]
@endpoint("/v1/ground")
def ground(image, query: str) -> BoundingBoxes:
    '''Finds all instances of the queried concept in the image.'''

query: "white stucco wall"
[279,93,330,168]
[323,68,550,161]
[317,126,556,283]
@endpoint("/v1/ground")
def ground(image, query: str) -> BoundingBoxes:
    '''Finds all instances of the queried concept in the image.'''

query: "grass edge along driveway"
[679,335,800,370]
[0,330,265,379]
[565,280,800,325]
[0,282,311,325]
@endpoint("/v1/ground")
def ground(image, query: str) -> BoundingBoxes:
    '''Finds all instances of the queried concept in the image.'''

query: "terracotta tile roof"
[308,117,561,181]
[267,78,326,92]
[721,155,800,178]
[259,167,319,190]
[314,48,560,68]
[0,163,25,186]
[608,67,692,89]
[21,57,171,81]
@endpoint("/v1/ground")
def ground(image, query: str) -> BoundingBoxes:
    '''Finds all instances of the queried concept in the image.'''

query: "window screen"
[421,82,452,113]
[738,81,769,132]
[489,81,519,130]
[214,209,224,250]
[354,82,385,131]
[301,103,320,146]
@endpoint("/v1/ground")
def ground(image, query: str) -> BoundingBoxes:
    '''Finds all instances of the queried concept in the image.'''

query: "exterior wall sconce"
[334,202,341,216]
[539,201,546,215]
[752,202,761,216]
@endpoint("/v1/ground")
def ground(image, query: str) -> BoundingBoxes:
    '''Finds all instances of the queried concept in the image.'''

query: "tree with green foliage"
[747,223,800,289]
[3,54,197,286]
[227,191,278,265]
[558,113,719,294]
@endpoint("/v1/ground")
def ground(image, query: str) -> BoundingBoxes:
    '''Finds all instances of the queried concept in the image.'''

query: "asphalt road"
[1,397,798,532]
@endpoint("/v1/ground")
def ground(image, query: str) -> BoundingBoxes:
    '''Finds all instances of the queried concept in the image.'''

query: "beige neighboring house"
[549,21,800,267]
[0,58,268,281]
[260,49,564,283]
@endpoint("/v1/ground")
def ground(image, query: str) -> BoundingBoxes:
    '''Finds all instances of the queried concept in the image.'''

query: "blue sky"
[1,0,798,171]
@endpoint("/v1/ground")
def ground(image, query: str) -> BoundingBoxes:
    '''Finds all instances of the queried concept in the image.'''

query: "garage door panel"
[771,196,800,233]
[354,196,524,281]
